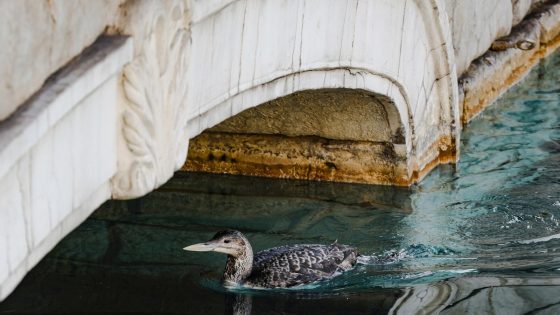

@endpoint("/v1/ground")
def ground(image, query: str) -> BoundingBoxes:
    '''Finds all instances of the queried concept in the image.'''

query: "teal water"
[1,50,560,314]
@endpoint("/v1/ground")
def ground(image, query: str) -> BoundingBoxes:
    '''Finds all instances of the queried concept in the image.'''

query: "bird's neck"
[223,244,253,285]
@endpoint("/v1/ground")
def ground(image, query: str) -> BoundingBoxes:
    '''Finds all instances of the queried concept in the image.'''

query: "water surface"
[1,50,560,314]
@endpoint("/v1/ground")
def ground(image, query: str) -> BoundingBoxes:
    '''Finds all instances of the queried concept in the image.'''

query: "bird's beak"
[183,240,238,256]
[183,242,217,252]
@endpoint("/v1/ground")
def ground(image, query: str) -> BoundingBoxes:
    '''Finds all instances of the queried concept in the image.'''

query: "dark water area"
[1,50,560,314]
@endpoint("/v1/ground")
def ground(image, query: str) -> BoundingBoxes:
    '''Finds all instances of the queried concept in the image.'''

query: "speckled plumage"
[185,230,358,288]
[247,243,357,288]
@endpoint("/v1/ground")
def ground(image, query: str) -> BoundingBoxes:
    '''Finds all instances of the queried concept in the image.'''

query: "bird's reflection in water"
[225,294,252,315]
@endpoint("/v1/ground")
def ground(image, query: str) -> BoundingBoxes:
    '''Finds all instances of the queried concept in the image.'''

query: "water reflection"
[0,174,412,314]
[225,294,252,315]
[224,274,560,315]
[391,275,560,314]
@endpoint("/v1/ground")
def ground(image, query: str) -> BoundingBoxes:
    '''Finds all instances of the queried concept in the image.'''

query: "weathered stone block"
[0,36,132,301]
[211,90,402,143]
[0,164,29,279]
[72,78,118,209]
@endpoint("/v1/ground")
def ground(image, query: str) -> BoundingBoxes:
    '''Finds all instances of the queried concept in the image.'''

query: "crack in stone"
[396,0,408,80]
[338,1,350,64]
[250,1,261,86]
[298,0,306,72]
[350,0,359,64]
[236,0,248,95]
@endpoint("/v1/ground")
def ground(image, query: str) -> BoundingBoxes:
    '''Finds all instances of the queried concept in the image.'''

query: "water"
[1,51,559,314]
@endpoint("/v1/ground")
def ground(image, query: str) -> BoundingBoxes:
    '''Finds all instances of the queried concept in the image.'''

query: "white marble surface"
[0,164,28,288]
[0,0,125,121]
[512,0,534,24]
[0,37,132,181]
[191,0,237,23]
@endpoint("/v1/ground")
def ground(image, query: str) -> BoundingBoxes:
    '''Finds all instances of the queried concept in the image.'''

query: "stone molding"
[111,1,191,199]
[0,36,132,181]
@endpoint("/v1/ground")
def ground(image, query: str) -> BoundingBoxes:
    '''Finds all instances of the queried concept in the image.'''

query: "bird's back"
[246,243,357,288]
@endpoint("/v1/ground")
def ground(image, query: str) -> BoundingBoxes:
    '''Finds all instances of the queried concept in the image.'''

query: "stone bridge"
[183,0,459,186]
[1,0,559,301]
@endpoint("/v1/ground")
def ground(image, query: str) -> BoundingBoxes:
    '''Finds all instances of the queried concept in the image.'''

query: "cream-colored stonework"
[186,0,460,185]
[110,0,191,199]
[0,0,125,121]
[0,0,559,302]
[0,36,132,301]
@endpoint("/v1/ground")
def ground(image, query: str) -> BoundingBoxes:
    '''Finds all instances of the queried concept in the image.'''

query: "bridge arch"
[185,0,459,185]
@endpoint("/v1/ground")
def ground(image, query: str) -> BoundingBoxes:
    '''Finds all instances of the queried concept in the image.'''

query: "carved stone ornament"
[112,3,190,199]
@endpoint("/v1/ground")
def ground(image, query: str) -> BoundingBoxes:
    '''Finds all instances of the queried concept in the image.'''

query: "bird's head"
[183,230,250,258]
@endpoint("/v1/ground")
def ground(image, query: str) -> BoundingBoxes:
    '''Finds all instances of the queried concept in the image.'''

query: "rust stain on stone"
[183,132,457,187]
[183,132,410,186]
[410,135,458,185]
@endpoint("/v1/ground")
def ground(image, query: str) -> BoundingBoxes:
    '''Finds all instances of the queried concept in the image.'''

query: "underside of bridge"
[183,89,410,185]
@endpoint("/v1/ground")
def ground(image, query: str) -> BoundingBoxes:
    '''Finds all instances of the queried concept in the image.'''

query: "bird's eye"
[223,239,231,243]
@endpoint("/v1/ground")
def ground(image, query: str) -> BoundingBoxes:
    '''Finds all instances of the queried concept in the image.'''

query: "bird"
[183,230,358,288]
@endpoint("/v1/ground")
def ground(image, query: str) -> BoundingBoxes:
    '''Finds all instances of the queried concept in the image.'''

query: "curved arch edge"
[188,67,420,183]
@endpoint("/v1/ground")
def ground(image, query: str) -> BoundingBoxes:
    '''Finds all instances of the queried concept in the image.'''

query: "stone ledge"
[0,36,133,180]
[459,1,560,123]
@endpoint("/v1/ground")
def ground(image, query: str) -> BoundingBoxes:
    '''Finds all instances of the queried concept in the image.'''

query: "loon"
[183,230,358,288]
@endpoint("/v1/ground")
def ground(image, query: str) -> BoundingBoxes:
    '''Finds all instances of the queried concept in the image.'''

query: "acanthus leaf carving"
[112,2,190,199]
